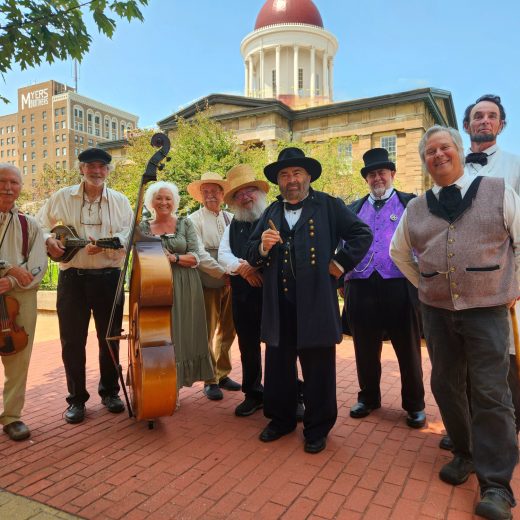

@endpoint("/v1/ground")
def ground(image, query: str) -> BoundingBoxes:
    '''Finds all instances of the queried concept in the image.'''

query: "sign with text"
[21,88,49,110]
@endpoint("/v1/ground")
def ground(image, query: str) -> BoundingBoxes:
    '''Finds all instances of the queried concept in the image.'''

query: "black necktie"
[284,200,304,211]
[465,152,488,166]
[439,185,462,219]
[373,199,386,210]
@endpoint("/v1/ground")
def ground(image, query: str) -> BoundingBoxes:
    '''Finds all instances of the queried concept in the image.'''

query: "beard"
[230,192,267,222]
[469,132,496,143]
[372,186,387,198]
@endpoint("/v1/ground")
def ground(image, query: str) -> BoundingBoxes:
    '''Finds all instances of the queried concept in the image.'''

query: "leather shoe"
[101,395,125,413]
[406,410,426,429]
[259,425,293,442]
[304,437,326,454]
[439,456,474,485]
[439,435,454,451]
[64,404,86,424]
[235,397,263,417]
[475,491,512,520]
[204,384,223,400]
[3,421,30,441]
[350,402,380,418]
[218,377,241,391]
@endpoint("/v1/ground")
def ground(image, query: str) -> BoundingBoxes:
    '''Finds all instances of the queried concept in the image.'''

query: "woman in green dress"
[141,181,214,389]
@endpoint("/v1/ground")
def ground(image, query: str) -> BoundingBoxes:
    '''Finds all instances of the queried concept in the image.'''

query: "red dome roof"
[255,0,324,30]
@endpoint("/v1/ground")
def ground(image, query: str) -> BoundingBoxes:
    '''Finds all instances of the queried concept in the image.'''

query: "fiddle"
[0,261,28,356]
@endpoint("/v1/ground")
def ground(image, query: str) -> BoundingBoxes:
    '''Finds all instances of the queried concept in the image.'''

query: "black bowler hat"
[78,148,112,164]
[264,147,322,184]
[360,148,395,178]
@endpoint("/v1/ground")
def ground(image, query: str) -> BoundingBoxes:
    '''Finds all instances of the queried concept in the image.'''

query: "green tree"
[0,0,149,102]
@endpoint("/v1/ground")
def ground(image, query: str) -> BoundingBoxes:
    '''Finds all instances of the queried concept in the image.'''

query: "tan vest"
[407,177,518,310]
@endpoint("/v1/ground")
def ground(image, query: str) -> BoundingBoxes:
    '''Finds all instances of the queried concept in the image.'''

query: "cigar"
[268,219,283,244]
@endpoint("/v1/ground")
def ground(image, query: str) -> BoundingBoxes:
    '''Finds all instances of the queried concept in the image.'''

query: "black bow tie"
[465,152,488,166]
[439,184,462,219]
[284,200,304,211]
[372,199,386,210]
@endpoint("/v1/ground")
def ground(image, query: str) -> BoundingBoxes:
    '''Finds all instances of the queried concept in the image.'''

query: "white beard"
[230,192,267,222]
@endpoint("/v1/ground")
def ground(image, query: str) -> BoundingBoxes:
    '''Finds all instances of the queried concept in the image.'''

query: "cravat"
[373,199,386,210]
[465,152,488,166]
[439,185,462,219]
[284,200,304,211]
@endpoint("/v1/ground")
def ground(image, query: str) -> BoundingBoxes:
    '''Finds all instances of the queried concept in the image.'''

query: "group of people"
[0,92,519,520]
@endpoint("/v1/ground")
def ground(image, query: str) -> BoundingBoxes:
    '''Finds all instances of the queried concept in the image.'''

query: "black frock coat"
[246,188,373,349]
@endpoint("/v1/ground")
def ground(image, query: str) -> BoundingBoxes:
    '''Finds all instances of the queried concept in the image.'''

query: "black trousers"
[232,289,263,400]
[57,269,123,406]
[347,273,425,412]
[264,298,337,441]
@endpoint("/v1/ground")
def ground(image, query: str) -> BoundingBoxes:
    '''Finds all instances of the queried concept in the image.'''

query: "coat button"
[448,238,454,244]
[450,266,456,272]
[309,219,314,224]
[449,225,455,230]
[266,262,270,267]
[453,294,459,299]
[448,253,454,258]
[284,288,288,292]
[309,225,315,230]
[310,232,315,237]
[311,260,316,265]
[310,247,315,252]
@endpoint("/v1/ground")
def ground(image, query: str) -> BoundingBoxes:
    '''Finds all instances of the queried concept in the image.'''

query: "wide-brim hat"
[224,164,269,205]
[360,148,395,178]
[264,147,322,184]
[187,172,228,203]
[78,148,112,164]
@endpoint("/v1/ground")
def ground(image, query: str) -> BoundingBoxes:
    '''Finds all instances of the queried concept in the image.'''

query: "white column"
[322,51,329,99]
[244,60,249,96]
[248,56,254,97]
[293,45,299,96]
[275,46,281,98]
[328,57,334,101]
[259,49,264,98]
[310,47,316,98]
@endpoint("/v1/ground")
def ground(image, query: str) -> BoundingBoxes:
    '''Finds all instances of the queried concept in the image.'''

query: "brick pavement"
[0,314,518,519]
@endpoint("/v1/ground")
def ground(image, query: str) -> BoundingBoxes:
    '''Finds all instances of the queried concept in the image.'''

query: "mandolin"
[49,224,122,262]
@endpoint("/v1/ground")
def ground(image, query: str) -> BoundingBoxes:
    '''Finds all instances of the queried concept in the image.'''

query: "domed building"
[154,1,456,192]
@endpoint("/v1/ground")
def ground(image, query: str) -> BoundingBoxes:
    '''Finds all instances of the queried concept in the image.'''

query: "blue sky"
[1,0,519,152]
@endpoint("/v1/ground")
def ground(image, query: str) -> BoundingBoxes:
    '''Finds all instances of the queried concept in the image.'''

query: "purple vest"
[347,192,405,280]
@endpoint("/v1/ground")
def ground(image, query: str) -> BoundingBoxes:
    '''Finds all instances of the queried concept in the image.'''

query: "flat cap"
[78,148,112,164]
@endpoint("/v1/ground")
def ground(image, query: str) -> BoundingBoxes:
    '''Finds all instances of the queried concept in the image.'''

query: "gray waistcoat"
[407,177,518,310]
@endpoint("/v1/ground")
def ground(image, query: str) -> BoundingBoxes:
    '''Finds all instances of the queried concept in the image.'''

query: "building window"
[31,164,36,174]
[54,108,59,117]
[62,160,67,169]
[62,134,66,141]
[22,128,27,136]
[6,149,10,157]
[42,111,47,120]
[43,137,48,145]
[380,135,397,162]
[22,153,27,161]
[42,123,47,132]
[22,141,27,148]
[43,150,48,158]
[30,139,35,147]
[298,68,304,91]
[30,113,35,122]
[88,139,94,146]
[6,137,10,144]
[61,120,66,129]
[31,151,36,160]
[55,122,59,130]
[21,115,26,124]
[62,147,67,156]
[11,137,15,145]
[315,73,320,95]
[12,150,16,157]
[75,148,79,156]
[30,126,35,134]
[61,107,65,116]
[56,148,61,156]
[56,135,60,142]
[56,161,60,168]
[23,166,28,175]
[337,142,353,168]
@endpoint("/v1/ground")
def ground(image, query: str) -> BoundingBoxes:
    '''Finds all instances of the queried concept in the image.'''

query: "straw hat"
[224,165,269,205]
[187,172,228,203]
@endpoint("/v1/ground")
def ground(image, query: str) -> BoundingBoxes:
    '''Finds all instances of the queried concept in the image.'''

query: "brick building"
[0,80,138,185]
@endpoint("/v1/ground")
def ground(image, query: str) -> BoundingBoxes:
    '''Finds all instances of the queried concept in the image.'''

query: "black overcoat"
[246,189,373,348]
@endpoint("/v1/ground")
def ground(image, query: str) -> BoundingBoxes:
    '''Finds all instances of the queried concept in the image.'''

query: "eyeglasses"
[233,187,258,201]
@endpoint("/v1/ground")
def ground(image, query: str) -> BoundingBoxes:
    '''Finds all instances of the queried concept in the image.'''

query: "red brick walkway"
[1,324,518,519]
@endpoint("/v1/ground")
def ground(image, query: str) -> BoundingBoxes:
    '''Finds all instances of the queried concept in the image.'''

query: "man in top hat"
[218,165,269,416]
[188,172,238,401]
[37,148,133,424]
[246,147,372,453]
[0,163,47,441]
[390,126,519,520]
[345,148,426,428]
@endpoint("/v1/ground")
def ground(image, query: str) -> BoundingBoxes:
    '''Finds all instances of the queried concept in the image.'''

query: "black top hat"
[264,147,322,184]
[78,148,112,164]
[360,148,395,178]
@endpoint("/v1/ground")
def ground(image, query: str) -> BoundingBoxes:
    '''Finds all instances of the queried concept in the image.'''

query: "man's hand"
[261,229,280,253]
[245,271,263,287]
[235,260,255,279]
[85,237,103,255]
[46,237,65,258]
[6,266,33,287]
[328,260,343,280]
[0,278,12,295]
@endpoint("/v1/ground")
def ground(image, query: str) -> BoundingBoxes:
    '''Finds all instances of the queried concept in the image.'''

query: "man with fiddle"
[0,163,47,440]
[37,149,132,424]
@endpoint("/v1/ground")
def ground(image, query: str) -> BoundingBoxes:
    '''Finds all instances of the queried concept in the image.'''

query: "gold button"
[311,254,316,258]
[284,259,288,263]
[283,278,287,283]
[311,260,316,265]
[449,225,455,230]
[451,282,457,288]
[284,288,288,292]
[450,266,456,272]
[453,294,459,299]
[309,225,315,230]
[310,232,315,237]
[309,219,314,224]
[285,250,288,255]
[448,238,454,244]
[310,247,315,252]
[448,253,454,258]
[266,262,270,267]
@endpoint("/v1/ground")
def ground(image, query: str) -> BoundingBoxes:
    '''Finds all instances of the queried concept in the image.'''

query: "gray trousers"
[421,303,518,505]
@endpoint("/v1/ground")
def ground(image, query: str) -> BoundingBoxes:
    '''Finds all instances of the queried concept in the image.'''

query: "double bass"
[106,133,177,429]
